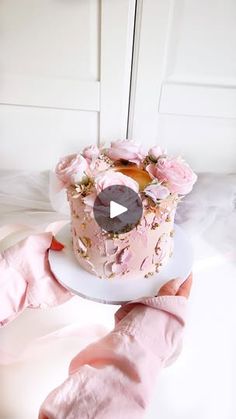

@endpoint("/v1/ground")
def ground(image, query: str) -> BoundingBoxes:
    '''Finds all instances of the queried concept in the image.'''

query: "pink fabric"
[0,233,187,418]
[0,233,72,327]
[39,296,187,419]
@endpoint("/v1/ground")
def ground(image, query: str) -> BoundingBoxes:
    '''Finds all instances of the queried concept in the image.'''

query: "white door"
[129,0,236,172]
[0,0,135,170]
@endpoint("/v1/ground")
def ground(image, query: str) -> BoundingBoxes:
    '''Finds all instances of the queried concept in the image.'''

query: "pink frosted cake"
[55,140,197,279]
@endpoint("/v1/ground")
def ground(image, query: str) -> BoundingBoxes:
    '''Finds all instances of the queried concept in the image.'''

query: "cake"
[55,140,197,279]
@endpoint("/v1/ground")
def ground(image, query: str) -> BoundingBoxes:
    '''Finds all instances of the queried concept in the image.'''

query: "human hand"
[157,273,193,298]
[0,233,71,327]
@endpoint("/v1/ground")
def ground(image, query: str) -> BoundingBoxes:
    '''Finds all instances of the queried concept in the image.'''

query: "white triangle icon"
[110,201,128,219]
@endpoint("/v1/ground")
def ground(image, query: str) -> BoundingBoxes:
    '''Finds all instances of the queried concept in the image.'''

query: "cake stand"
[48,224,193,305]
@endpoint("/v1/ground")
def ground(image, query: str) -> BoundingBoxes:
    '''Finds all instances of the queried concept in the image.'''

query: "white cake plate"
[49,224,193,305]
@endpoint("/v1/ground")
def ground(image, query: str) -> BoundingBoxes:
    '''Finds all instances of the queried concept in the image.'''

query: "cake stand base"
[48,224,193,305]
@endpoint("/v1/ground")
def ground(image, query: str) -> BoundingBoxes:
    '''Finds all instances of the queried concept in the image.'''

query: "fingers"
[157,278,183,297]
[176,273,193,298]
[50,236,65,251]
[157,273,193,299]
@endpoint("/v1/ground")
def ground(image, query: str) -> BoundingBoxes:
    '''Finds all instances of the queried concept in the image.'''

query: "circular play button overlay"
[93,185,143,234]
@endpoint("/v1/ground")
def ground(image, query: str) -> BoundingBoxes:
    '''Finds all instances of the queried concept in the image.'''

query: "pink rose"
[91,158,111,175]
[144,183,169,202]
[147,157,197,195]
[84,171,139,216]
[55,154,90,187]
[148,146,164,161]
[82,145,100,163]
[95,170,139,193]
[106,140,144,164]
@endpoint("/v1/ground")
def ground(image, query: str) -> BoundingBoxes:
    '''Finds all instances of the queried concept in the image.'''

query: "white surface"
[0,0,135,169]
[129,0,236,172]
[0,170,235,419]
[49,224,193,304]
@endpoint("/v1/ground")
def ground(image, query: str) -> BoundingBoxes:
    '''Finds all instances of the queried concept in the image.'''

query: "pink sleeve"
[39,295,187,419]
[0,233,72,327]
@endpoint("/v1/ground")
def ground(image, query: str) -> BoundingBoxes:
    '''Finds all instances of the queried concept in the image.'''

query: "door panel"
[0,0,135,169]
[130,0,236,172]
[1,105,98,170]
[164,0,236,84]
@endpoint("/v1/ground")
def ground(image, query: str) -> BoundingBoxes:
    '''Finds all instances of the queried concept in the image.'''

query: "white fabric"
[0,170,235,419]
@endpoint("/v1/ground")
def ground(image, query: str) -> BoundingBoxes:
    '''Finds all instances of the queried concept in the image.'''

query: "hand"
[157,273,193,298]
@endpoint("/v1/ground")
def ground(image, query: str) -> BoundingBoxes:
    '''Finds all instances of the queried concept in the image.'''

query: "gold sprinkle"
[151,223,159,230]
[145,271,155,278]
[83,237,92,248]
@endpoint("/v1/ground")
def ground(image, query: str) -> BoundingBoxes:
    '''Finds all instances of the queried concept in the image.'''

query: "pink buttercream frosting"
[68,188,177,279]
[55,140,197,279]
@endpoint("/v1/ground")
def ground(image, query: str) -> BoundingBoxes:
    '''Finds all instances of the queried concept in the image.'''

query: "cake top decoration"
[55,139,197,207]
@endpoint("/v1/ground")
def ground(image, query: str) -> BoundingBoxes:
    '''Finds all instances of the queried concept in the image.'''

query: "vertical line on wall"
[99,0,136,143]
[126,0,143,139]
[97,0,102,146]
[157,0,176,115]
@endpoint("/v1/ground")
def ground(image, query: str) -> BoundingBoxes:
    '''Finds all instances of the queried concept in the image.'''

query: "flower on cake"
[144,183,170,203]
[90,157,112,176]
[56,154,90,187]
[82,145,100,163]
[146,156,197,195]
[83,170,139,214]
[148,146,165,162]
[106,139,145,165]
[95,170,139,193]
[83,145,115,175]
[55,140,197,200]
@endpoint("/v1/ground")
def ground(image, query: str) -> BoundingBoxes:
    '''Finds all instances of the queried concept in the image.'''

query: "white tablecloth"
[0,171,235,419]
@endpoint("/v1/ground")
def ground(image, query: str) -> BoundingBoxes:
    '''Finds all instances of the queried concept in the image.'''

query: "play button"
[93,185,143,234]
[110,201,127,219]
